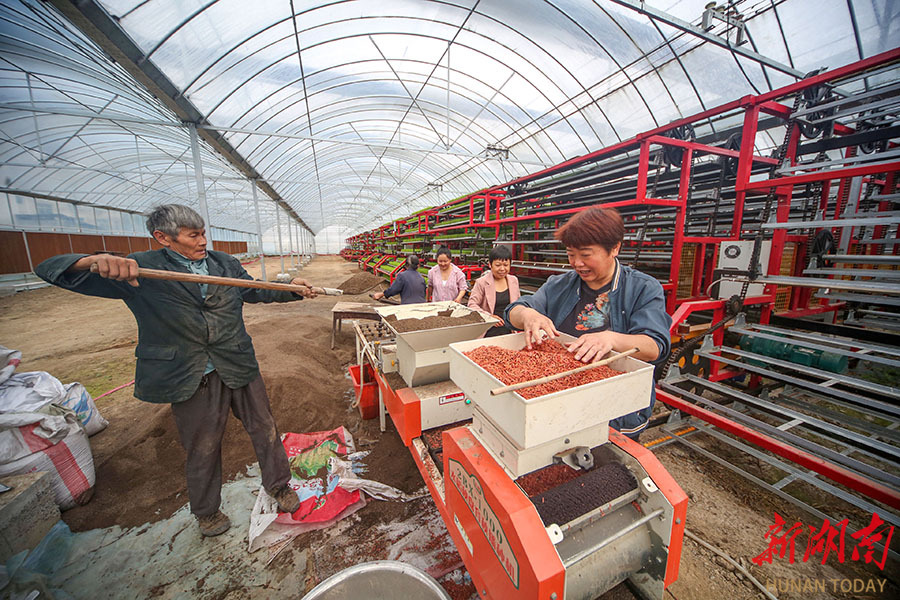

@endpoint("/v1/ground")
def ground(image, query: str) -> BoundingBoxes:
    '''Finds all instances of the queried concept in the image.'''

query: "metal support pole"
[295,223,302,265]
[73,203,82,233]
[188,123,211,234]
[286,215,295,269]
[250,181,267,281]
[275,205,285,274]
[300,225,306,262]
[295,222,301,266]
[6,193,14,228]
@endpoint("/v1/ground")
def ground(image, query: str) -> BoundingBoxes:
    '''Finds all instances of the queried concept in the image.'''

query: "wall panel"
[128,237,151,253]
[26,232,72,266]
[1,231,249,274]
[0,231,32,274]
[102,236,131,255]
[70,234,105,255]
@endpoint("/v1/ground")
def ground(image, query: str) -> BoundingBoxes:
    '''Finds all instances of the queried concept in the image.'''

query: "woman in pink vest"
[468,245,521,337]
[427,246,468,303]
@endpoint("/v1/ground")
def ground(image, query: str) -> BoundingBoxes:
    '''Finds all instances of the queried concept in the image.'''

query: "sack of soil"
[0,370,109,436]
[62,383,109,436]
[0,406,95,510]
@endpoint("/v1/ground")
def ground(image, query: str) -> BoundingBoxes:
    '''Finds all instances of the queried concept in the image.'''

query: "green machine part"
[738,335,848,373]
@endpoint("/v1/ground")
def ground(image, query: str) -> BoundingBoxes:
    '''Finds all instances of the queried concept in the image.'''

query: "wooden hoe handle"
[134,267,342,295]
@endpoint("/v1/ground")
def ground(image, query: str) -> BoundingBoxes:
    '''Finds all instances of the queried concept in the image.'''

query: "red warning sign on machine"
[438,392,466,405]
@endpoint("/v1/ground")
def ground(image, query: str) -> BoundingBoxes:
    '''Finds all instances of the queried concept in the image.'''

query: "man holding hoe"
[36,204,313,537]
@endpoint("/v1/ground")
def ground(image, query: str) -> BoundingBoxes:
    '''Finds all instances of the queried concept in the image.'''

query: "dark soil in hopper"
[337,271,387,294]
[421,420,472,453]
[384,371,407,391]
[422,420,472,474]
[531,462,637,526]
[384,310,485,332]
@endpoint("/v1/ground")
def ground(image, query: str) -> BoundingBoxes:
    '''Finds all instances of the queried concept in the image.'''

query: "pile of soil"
[338,271,386,295]
[54,257,422,532]
[384,310,484,332]
[464,339,623,399]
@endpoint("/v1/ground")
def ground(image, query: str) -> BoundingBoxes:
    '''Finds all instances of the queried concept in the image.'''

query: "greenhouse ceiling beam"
[1,162,469,194]
[205,126,551,167]
[609,0,808,79]
[0,103,551,168]
[48,0,313,234]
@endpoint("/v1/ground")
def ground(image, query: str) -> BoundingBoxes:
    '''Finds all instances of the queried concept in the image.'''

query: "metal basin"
[302,561,451,600]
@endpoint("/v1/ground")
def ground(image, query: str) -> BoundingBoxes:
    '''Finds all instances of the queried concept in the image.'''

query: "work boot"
[271,485,300,514]
[196,511,231,537]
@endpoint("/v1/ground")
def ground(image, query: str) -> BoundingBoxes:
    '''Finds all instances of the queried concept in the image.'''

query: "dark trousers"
[171,371,291,516]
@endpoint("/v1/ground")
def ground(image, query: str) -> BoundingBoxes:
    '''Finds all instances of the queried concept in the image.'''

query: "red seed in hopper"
[464,339,624,399]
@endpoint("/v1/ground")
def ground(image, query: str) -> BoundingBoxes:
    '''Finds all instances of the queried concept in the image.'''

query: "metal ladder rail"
[731,324,900,368]
[694,349,900,419]
[668,374,900,468]
[699,346,899,400]
[661,377,900,472]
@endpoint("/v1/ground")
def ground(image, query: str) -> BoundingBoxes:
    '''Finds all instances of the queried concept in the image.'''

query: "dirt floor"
[1,254,896,599]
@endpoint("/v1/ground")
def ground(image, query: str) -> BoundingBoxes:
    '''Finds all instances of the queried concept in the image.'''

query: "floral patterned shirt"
[558,279,613,336]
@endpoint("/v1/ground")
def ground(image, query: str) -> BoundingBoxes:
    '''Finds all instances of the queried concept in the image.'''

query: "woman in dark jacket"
[373,255,427,304]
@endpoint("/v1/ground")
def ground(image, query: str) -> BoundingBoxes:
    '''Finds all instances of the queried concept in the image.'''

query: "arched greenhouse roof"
[1,0,897,239]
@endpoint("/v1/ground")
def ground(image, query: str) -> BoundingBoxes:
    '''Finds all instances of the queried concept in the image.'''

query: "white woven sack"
[0,412,95,510]
[61,383,109,436]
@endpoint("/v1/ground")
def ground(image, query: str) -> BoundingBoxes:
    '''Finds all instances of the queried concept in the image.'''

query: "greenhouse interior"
[0,1,898,599]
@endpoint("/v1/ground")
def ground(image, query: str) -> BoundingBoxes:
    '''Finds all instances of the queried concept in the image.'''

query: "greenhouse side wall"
[0,231,247,275]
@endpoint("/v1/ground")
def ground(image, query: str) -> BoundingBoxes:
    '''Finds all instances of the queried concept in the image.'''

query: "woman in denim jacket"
[504,207,671,440]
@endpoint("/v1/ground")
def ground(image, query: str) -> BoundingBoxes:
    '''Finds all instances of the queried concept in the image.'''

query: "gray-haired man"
[35,204,310,536]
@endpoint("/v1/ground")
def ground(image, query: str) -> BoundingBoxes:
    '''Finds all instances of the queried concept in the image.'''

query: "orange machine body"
[382,374,687,599]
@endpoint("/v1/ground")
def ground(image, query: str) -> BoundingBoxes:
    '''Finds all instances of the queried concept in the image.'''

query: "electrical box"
[717,240,771,299]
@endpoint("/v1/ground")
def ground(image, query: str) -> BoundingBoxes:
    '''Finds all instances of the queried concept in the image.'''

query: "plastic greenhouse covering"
[0,0,897,248]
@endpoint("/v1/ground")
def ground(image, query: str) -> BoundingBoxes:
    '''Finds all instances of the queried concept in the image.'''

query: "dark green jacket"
[35,250,301,404]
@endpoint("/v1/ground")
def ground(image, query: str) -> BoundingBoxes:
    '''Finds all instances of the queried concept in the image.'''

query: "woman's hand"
[566,331,618,363]
[491,315,506,327]
[372,291,384,300]
[511,306,559,349]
